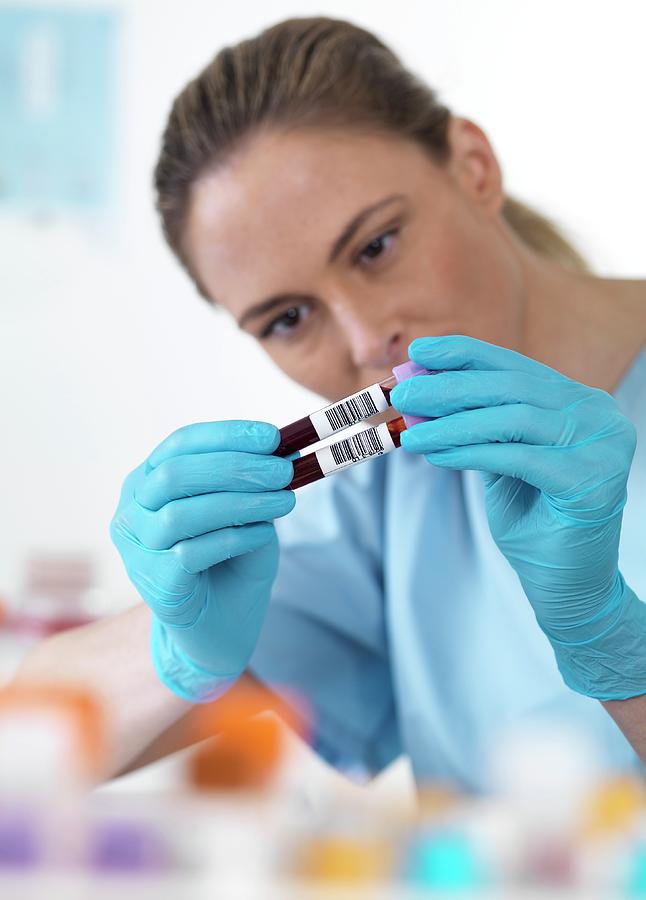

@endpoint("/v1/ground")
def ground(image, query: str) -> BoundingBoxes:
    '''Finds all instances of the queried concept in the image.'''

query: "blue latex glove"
[110,420,294,702]
[390,334,646,701]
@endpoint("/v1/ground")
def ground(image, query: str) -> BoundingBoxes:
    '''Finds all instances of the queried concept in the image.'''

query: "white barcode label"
[309,383,389,440]
[316,422,396,476]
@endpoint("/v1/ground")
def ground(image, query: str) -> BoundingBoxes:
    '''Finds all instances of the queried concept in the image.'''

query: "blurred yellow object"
[580,776,646,839]
[0,683,106,780]
[294,836,392,884]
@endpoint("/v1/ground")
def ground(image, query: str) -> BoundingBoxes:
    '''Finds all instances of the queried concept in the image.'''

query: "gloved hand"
[110,420,294,702]
[390,334,646,701]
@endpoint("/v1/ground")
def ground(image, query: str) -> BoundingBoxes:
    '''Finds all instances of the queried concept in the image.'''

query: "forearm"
[11,603,190,779]
[602,694,646,765]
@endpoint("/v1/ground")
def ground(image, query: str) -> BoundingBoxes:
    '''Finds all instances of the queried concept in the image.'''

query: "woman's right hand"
[109,420,294,702]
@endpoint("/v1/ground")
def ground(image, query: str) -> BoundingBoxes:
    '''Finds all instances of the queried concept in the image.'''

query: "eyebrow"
[237,193,405,329]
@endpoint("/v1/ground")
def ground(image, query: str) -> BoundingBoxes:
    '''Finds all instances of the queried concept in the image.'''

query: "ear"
[446,117,505,216]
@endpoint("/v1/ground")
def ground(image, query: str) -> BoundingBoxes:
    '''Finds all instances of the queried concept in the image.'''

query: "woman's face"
[184,121,525,401]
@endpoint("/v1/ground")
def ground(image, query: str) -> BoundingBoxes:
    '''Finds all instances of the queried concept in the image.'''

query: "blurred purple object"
[0,811,40,868]
[90,819,169,873]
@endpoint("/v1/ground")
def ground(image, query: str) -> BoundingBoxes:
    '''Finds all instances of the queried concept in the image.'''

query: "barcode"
[324,389,379,432]
[330,427,385,467]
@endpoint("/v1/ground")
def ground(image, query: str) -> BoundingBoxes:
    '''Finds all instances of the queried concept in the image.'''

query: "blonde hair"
[154,16,589,298]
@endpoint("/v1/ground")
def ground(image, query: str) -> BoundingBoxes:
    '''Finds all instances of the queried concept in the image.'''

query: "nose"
[335,304,405,370]
[333,296,406,369]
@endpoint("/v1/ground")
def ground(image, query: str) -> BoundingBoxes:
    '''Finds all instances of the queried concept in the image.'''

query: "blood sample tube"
[287,415,408,490]
[275,375,398,457]
[279,360,439,490]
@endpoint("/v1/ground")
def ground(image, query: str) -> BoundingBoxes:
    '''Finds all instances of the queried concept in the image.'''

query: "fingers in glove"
[146,420,280,471]
[115,489,295,551]
[390,369,582,419]
[134,452,293,511]
[408,334,568,382]
[400,404,578,455]
[171,521,277,576]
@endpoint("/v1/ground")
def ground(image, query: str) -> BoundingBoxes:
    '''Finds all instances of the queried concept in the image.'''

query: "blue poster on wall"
[0,5,119,213]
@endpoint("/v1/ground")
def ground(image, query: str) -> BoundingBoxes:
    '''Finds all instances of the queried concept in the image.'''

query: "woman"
[15,16,646,786]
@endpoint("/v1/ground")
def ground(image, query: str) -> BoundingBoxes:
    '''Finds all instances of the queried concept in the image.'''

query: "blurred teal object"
[628,845,646,895]
[0,5,118,212]
[404,830,482,891]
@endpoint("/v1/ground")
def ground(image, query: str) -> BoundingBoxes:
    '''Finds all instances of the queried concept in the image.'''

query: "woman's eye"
[356,228,399,266]
[261,304,311,339]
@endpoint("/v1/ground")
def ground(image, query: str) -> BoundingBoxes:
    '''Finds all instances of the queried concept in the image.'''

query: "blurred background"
[1,1,646,893]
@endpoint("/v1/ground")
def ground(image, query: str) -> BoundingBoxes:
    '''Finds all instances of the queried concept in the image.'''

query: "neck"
[509,236,646,392]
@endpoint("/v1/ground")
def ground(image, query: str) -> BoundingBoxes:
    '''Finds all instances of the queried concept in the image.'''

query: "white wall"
[2,0,645,604]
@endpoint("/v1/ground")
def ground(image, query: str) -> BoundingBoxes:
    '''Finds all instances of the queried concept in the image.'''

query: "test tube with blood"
[275,361,438,490]
[274,375,399,457]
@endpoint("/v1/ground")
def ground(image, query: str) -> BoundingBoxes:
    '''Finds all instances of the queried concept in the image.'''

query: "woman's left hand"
[390,334,646,699]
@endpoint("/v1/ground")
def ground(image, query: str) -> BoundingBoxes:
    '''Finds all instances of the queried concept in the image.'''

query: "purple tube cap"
[392,360,436,428]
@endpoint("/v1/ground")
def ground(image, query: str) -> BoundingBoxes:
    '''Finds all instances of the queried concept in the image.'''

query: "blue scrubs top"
[249,344,646,791]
